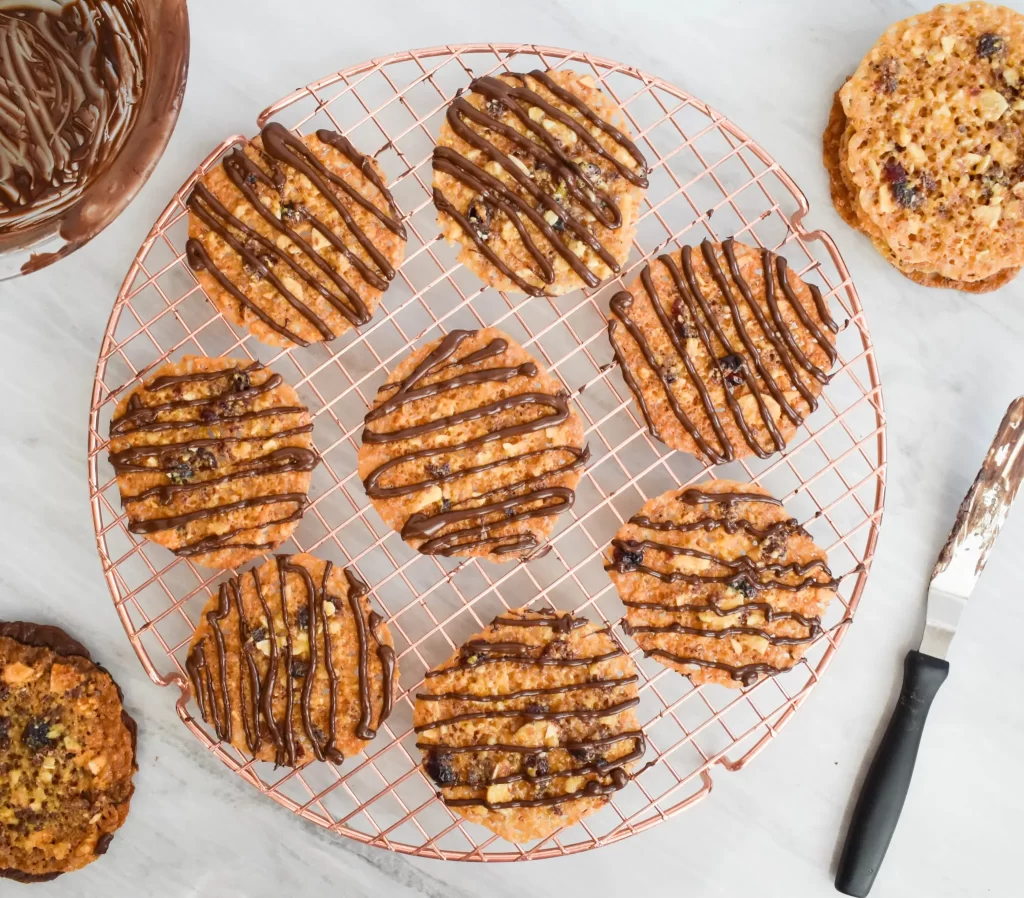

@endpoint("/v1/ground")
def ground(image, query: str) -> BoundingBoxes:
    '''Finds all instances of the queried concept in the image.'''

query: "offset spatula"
[835,396,1024,897]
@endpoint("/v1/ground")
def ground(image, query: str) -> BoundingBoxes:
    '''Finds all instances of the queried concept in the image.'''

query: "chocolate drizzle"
[416,611,643,810]
[490,608,585,632]
[0,0,146,232]
[185,123,405,344]
[414,696,639,732]
[362,329,589,557]
[369,609,395,733]
[608,489,834,687]
[108,361,317,560]
[425,644,623,675]
[433,70,647,295]
[185,556,393,767]
[608,239,839,462]
[347,568,379,741]
[443,768,631,809]
[677,487,782,508]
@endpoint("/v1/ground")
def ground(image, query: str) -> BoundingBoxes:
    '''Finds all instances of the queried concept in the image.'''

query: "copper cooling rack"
[87,44,886,861]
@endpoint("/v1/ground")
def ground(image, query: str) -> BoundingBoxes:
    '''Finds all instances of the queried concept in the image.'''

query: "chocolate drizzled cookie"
[186,553,396,767]
[433,69,647,296]
[108,355,317,570]
[413,608,643,842]
[0,622,136,882]
[186,123,407,348]
[608,238,838,463]
[606,481,837,688]
[358,328,588,561]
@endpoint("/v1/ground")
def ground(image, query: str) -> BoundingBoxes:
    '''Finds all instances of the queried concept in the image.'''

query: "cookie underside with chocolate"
[187,123,407,348]
[186,553,396,766]
[433,68,648,296]
[608,239,838,464]
[0,622,136,882]
[606,480,837,688]
[830,2,1024,287]
[108,355,317,570]
[413,608,644,842]
[357,328,589,561]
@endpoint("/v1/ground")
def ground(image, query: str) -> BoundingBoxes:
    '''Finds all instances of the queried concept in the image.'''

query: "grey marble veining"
[1,1,1022,895]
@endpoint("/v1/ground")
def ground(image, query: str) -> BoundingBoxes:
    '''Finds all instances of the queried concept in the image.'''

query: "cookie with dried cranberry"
[186,123,407,348]
[413,607,644,843]
[606,480,837,689]
[433,69,648,296]
[607,239,838,464]
[823,85,1019,292]
[0,622,136,882]
[108,355,317,569]
[834,2,1024,287]
[358,328,588,561]
[186,553,397,766]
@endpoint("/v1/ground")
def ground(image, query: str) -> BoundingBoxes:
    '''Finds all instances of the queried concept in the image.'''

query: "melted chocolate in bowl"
[0,0,145,228]
[0,0,188,278]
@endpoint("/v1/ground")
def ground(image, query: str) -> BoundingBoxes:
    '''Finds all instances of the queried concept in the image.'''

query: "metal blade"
[921,397,1024,659]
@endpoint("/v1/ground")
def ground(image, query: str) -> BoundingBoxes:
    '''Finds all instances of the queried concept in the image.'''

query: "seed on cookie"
[432,69,648,296]
[186,553,397,767]
[108,356,318,570]
[0,622,136,882]
[358,328,589,561]
[413,608,644,843]
[606,481,837,688]
[607,239,838,464]
[186,123,407,348]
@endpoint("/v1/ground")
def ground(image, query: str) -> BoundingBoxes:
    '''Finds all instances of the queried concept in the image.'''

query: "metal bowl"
[0,0,189,279]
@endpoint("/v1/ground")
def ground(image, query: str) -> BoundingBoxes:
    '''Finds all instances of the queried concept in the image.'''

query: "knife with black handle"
[835,397,1024,897]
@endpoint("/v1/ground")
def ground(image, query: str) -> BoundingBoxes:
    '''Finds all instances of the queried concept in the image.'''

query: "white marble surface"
[2,0,1024,895]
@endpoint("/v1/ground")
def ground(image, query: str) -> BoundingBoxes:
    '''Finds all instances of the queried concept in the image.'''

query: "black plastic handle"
[835,650,949,896]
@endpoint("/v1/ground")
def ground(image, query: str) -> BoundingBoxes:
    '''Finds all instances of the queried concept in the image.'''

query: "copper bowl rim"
[0,0,190,279]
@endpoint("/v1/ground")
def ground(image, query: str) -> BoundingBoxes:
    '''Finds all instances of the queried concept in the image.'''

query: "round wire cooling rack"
[87,44,886,861]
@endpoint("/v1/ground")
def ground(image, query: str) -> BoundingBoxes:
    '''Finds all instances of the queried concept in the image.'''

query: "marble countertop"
[2,1,1023,895]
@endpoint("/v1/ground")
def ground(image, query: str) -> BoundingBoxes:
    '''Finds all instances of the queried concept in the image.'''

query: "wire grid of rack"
[87,44,885,861]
